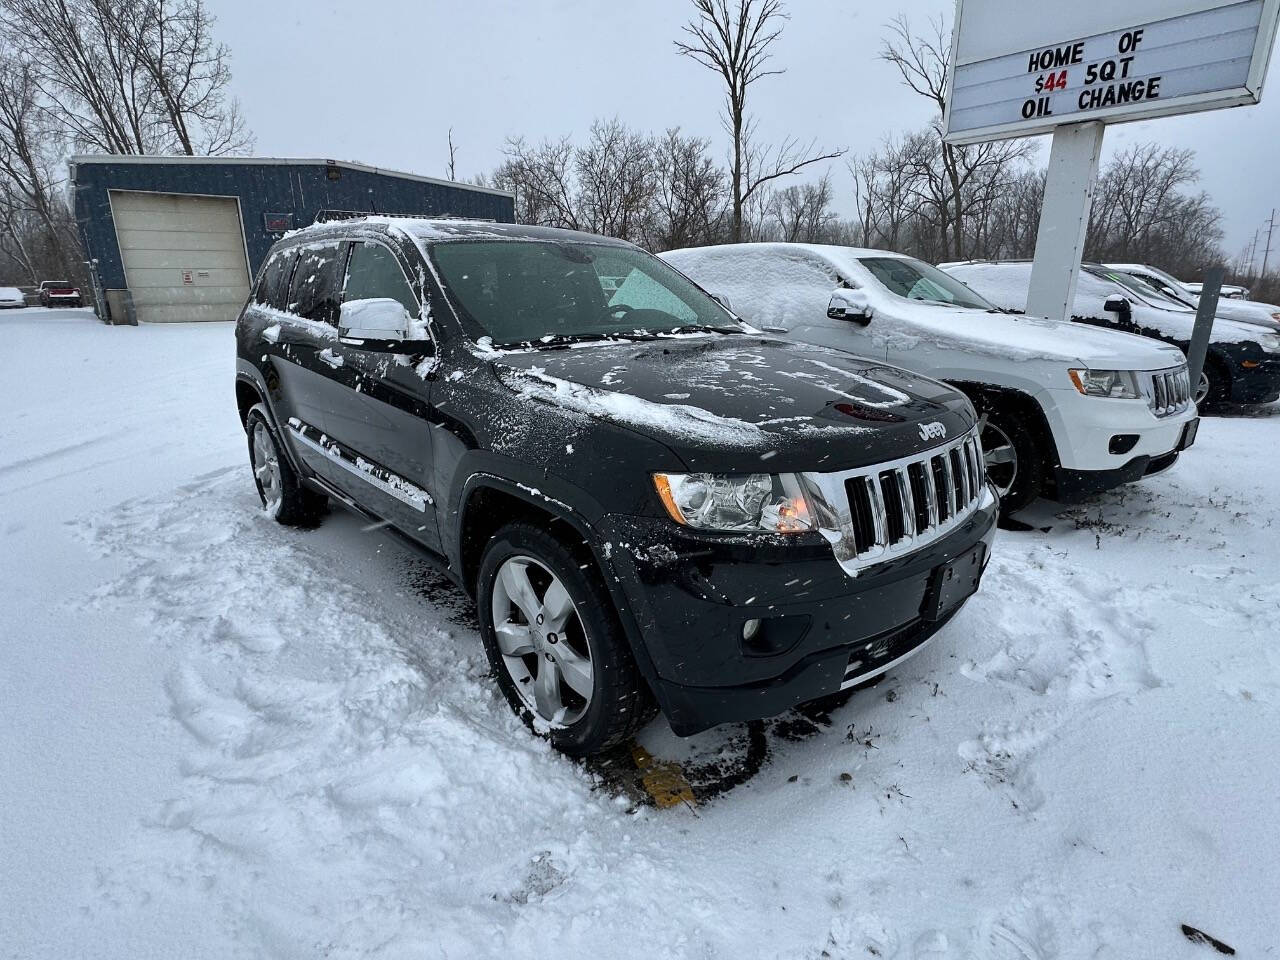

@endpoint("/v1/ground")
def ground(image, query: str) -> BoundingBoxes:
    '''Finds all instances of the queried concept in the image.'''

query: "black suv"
[235,218,998,756]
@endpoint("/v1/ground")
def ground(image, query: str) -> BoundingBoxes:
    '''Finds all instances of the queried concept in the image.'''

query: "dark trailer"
[70,156,515,324]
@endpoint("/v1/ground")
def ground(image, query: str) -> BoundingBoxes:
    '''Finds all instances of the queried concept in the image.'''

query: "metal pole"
[1026,122,1106,323]
[1260,208,1276,281]
[1187,267,1222,403]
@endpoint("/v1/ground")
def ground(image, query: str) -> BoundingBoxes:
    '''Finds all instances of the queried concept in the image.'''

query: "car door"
[316,237,442,552]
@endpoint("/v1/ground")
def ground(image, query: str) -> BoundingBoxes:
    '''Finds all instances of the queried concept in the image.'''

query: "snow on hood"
[663,244,1182,369]
[492,334,975,470]
[944,262,1272,348]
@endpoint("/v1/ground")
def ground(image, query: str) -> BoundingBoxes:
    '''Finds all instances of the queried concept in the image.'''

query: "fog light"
[1108,434,1139,455]
[742,618,761,641]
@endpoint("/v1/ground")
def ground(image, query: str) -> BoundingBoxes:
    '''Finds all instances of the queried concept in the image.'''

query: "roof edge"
[69,154,514,199]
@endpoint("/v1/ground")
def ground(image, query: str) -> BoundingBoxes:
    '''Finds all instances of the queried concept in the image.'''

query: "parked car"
[37,280,82,307]
[942,260,1280,408]
[0,286,25,308]
[1105,263,1280,332]
[1186,281,1249,300]
[660,243,1198,514]
[235,219,998,756]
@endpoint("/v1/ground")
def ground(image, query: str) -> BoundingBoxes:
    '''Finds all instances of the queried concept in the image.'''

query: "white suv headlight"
[653,472,813,533]
[1067,368,1142,399]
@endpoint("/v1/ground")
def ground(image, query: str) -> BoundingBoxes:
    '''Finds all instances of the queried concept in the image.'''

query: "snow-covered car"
[1105,262,1280,332]
[37,280,81,307]
[943,260,1280,409]
[1186,280,1249,300]
[0,286,25,308]
[235,219,999,756]
[660,243,1198,514]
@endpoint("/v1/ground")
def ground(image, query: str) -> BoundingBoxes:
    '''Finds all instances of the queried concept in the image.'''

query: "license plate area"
[1178,417,1200,451]
[920,543,985,622]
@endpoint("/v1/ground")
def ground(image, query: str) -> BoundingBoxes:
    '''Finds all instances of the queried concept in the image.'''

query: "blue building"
[71,156,515,323]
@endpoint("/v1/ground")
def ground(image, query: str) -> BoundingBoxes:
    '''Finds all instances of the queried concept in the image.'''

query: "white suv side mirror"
[827,289,873,325]
[338,297,424,350]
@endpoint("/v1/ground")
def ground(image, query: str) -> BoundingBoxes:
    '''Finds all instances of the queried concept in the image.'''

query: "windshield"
[429,240,743,346]
[859,256,994,310]
[1092,268,1192,311]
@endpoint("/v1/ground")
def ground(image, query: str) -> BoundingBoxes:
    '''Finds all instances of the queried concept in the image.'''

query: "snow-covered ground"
[3,308,1277,959]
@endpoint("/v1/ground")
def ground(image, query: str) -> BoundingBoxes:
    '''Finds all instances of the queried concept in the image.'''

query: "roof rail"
[312,209,497,224]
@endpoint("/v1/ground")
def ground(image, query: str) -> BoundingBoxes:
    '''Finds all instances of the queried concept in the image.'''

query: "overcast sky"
[211,0,1280,262]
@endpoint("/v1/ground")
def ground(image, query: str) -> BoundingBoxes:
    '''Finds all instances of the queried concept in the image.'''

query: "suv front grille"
[1142,365,1191,417]
[802,426,991,577]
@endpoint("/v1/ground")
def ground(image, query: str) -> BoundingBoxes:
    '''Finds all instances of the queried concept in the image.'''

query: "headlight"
[652,472,814,533]
[1258,334,1280,355]
[1067,368,1142,399]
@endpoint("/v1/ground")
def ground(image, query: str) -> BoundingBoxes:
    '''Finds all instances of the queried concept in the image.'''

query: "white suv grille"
[1142,365,1192,417]
[799,426,992,577]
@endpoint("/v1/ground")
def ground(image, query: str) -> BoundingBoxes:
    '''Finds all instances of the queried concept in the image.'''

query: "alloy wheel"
[979,420,1018,499]
[491,555,594,726]
[251,421,283,514]
[1194,370,1210,406]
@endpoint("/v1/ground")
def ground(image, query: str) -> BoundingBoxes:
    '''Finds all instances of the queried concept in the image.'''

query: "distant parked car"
[38,280,82,308]
[661,243,1197,513]
[942,260,1280,408]
[1186,281,1249,300]
[1105,263,1280,332]
[0,286,25,308]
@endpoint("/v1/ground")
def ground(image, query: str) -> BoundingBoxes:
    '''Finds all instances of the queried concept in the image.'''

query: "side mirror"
[338,298,430,352]
[1103,295,1132,322]
[828,289,873,325]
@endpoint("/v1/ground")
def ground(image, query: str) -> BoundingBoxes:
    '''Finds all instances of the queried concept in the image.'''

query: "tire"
[1195,357,1230,409]
[477,522,655,757]
[972,399,1044,515]
[245,403,327,526]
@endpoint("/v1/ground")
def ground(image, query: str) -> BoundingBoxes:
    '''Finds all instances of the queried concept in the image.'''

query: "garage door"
[110,190,251,323]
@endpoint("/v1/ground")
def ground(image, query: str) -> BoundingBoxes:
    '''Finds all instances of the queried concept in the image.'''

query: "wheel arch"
[456,475,664,696]
[948,380,1060,475]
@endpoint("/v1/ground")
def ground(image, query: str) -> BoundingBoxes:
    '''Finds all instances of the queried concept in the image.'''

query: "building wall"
[72,159,516,299]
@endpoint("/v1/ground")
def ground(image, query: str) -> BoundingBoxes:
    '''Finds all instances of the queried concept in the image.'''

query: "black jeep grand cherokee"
[235,218,998,756]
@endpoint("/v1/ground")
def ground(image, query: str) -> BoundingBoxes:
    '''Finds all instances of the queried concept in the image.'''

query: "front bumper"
[1037,385,1197,475]
[599,486,999,735]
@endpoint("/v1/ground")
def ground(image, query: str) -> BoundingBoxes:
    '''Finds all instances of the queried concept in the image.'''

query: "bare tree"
[645,127,726,251]
[446,127,457,181]
[0,47,80,281]
[575,118,655,243]
[0,0,251,155]
[879,15,1029,261]
[492,135,580,229]
[676,0,842,242]
[767,173,837,242]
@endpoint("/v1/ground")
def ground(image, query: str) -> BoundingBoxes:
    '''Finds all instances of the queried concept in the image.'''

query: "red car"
[38,280,82,308]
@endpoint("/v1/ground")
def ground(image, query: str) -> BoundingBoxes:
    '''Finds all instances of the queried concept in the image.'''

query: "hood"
[1212,298,1280,331]
[865,299,1185,369]
[493,334,975,473]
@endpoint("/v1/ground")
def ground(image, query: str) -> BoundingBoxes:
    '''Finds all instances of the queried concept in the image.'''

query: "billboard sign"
[944,0,1280,143]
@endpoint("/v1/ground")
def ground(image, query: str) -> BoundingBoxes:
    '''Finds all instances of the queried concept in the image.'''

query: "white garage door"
[111,190,251,323]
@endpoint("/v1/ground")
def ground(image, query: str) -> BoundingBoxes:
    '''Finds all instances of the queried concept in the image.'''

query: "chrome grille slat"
[866,476,888,550]
[1141,364,1192,417]
[894,467,915,545]
[801,426,993,577]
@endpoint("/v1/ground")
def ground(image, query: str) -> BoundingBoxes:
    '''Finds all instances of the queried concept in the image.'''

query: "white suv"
[660,243,1198,514]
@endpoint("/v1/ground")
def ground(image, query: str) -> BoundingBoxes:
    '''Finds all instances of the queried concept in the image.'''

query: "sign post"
[944,0,1280,321]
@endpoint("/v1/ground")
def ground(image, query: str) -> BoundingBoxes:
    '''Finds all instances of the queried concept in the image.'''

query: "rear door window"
[343,240,419,317]
[288,242,347,324]
[254,248,297,310]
